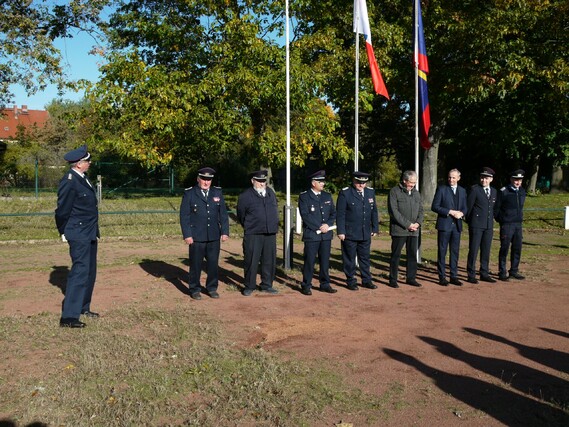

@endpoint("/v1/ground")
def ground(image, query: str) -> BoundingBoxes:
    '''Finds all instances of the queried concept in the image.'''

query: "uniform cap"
[198,167,216,179]
[63,145,91,163]
[308,170,326,181]
[510,169,525,179]
[480,167,495,177]
[249,170,268,181]
[353,171,370,182]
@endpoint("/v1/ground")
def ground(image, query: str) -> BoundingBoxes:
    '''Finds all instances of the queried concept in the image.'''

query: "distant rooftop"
[0,105,50,140]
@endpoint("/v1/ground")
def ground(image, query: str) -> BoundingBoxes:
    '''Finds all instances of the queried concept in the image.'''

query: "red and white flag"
[353,0,389,99]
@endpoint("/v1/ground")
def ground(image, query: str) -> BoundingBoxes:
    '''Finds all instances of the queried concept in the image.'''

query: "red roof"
[0,105,50,140]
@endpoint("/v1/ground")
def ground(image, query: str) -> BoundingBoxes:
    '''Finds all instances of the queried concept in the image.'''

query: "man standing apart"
[55,145,99,328]
[180,167,229,300]
[388,170,424,288]
[298,170,337,295]
[466,167,497,284]
[237,170,279,296]
[336,171,379,291]
[495,169,526,281]
[431,169,467,286]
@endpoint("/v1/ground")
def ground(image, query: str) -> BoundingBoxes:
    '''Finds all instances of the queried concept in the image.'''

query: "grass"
[0,306,388,426]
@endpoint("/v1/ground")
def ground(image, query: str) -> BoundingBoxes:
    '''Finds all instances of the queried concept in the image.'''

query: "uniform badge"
[213,197,220,202]
[310,205,315,212]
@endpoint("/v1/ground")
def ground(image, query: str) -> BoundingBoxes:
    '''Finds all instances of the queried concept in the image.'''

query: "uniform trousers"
[188,240,221,294]
[389,236,418,282]
[243,233,276,290]
[301,240,332,289]
[63,239,97,319]
[467,227,493,278]
[437,225,462,280]
[498,223,523,275]
[341,239,371,286]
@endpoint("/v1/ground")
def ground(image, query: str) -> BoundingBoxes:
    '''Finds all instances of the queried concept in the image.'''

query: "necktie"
[358,191,363,199]
[84,176,92,188]
[452,186,456,195]
[203,190,208,198]
[485,188,490,198]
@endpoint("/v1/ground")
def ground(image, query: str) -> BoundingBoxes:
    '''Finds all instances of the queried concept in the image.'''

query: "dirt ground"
[1,234,568,426]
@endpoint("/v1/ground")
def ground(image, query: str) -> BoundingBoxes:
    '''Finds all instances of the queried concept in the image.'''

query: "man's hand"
[319,224,329,234]
[338,234,346,241]
[184,237,194,245]
[221,235,229,242]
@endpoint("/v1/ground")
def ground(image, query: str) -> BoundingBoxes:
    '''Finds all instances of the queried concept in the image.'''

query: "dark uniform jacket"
[336,186,379,241]
[298,189,336,242]
[495,185,526,224]
[55,169,99,241]
[180,186,229,241]
[237,187,279,235]
[431,185,468,232]
[388,184,424,236]
[466,185,496,229]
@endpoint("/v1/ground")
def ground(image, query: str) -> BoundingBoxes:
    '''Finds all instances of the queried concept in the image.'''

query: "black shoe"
[242,288,254,296]
[190,292,202,300]
[510,272,525,280]
[480,275,497,283]
[450,278,463,286]
[347,285,359,291]
[260,287,278,294]
[406,279,422,287]
[208,291,220,299]
[300,288,312,296]
[439,279,449,286]
[388,281,399,288]
[60,318,86,328]
[361,283,378,289]
[467,277,479,284]
[320,287,338,294]
[81,310,100,318]
[498,275,509,281]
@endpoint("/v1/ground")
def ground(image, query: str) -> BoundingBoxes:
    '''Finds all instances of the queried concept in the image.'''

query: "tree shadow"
[383,348,569,426]
[0,420,48,427]
[419,336,569,407]
[49,265,68,294]
[464,327,569,375]
[539,327,569,340]
[139,259,189,295]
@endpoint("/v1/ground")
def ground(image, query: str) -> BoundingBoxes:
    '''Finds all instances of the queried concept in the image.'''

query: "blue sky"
[9,32,103,110]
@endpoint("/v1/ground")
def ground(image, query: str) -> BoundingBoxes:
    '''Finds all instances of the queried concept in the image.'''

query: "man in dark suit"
[431,168,468,286]
[180,167,229,300]
[466,167,497,284]
[298,170,337,295]
[55,145,99,328]
[237,170,280,296]
[336,171,379,290]
[495,169,527,281]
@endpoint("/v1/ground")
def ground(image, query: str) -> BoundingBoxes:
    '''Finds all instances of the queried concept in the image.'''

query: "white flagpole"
[354,3,360,172]
[283,0,292,270]
[414,0,420,189]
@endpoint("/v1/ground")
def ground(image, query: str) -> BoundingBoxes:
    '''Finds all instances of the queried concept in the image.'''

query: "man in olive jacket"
[388,170,424,288]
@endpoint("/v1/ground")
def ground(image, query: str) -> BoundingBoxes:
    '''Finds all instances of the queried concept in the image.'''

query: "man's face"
[510,177,523,189]
[252,178,267,191]
[77,159,91,173]
[353,179,367,191]
[403,176,417,191]
[311,179,325,191]
[197,176,212,190]
[447,171,460,186]
[480,175,493,187]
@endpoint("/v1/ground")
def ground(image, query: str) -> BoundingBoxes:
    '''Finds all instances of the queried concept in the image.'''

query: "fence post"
[97,175,102,206]
[565,206,569,230]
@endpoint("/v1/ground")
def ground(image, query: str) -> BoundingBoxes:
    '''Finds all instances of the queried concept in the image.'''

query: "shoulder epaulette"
[214,186,222,189]
[300,190,307,194]
[342,186,349,191]
[367,186,375,190]
[500,186,507,192]
[67,173,73,180]
[185,186,193,190]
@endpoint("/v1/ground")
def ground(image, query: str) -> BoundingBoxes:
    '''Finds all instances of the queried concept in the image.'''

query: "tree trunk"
[421,142,439,207]
[550,165,566,193]
[527,155,540,194]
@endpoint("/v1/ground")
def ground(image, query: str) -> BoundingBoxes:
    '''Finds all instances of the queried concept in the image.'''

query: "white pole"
[284,0,292,270]
[414,0,421,263]
[564,206,569,230]
[354,6,360,172]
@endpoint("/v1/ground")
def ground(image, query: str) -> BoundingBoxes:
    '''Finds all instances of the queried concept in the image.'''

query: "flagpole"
[414,0,420,190]
[283,0,292,270]
[354,6,360,172]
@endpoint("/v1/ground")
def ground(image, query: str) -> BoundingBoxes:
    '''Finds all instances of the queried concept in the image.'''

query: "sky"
[9,31,104,111]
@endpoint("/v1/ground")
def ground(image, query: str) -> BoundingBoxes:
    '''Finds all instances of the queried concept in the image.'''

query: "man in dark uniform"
[431,168,468,286]
[466,167,497,284]
[336,171,379,290]
[237,170,279,296]
[387,170,424,288]
[298,170,337,295]
[55,145,99,328]
[180,167,229,300]
[495,169,527,281]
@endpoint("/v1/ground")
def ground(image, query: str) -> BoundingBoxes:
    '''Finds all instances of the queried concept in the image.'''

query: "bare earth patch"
[1,234,568,426]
